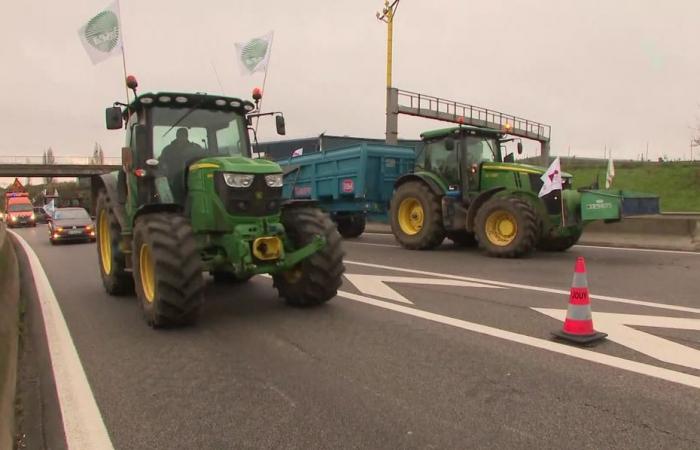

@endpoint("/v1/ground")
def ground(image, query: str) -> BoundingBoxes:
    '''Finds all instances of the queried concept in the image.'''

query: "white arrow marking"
[344,274,503,304]
[533,308,700,371]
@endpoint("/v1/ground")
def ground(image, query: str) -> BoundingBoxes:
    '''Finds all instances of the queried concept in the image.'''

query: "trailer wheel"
[273,207,345,307]
[538,227,583,252]
[95,190,134,295]
[132,213,204,327]
[336,214,366,238]
[446,231,478,247]
[390,181,445,250]
[474,196,538,258]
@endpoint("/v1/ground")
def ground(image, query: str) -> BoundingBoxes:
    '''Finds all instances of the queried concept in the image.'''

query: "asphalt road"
[11,226,700,449]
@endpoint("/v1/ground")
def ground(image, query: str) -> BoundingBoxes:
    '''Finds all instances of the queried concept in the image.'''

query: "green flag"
[235,32,273,75]
[78,1,123,65]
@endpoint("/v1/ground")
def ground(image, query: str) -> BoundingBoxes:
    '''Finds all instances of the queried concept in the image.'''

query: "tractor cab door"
[422,139,460,190]
[460,135,499,194]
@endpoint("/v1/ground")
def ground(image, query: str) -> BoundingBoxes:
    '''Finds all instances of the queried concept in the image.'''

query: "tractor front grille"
[214,173,282,217]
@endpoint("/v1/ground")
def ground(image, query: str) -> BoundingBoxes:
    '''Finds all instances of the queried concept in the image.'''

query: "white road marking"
[344,241,397,248]
[337,289,700,390]
[10,231,114,450]
[358,233,699,256]
[344,274,503,304]
[345,260,700,315]
[533,308,700,371]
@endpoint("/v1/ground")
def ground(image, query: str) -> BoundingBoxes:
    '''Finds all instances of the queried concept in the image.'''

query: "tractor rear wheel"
[95,190,134,295]
[273,207,345,307]
[538,227,583,252]
[390,181,445,250]
[336,214,366,238]
[446,231,478,247]
[132,213,204,327]
[474,196,538,258]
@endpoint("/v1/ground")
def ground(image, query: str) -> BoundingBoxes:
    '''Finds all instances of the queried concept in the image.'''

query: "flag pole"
[116,0,130,106]
[254,32,274,133]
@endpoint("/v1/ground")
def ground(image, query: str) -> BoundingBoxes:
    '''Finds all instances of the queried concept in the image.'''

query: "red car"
[48,208,96,244]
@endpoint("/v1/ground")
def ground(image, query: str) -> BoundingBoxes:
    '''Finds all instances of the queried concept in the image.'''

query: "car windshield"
[151,106,249,159]
[53,209,90,220]
[8,203,33,212]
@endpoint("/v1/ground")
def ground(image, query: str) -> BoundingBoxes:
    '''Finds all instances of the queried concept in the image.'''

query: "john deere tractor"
[93,79,344,327]
[390,121,658,258]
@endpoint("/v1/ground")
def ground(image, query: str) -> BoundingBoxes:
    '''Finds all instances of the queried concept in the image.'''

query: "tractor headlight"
[223,173,255,188]
[264,174,283,188]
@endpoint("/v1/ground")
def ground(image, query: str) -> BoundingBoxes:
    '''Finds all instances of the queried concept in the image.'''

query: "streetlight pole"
[377,0,400,144]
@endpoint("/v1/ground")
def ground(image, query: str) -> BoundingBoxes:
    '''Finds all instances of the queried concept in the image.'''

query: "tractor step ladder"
[388,88,551,143]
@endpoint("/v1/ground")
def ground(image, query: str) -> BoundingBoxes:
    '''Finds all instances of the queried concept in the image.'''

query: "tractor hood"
[188,156,282,175]
[482,162,573,179]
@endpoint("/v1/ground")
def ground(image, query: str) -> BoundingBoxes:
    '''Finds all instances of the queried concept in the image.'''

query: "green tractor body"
[391,125,658,257]
[94,89,344,327]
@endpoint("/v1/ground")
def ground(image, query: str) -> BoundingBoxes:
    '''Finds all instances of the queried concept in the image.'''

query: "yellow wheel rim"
[139,244,156,303]
[485,211,518,246]
[397,197,424,235]
[98,210,112,275]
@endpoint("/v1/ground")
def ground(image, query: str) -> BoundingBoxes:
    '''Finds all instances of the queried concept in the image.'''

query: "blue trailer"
[278,143,415,237]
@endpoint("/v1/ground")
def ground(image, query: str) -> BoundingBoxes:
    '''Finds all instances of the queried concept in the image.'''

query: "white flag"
[605,157,615,188]
[235,32,273,75]
[538,157,562,197]
[292,148,303,157]
[43,200,56,217]
[78,1,123,65]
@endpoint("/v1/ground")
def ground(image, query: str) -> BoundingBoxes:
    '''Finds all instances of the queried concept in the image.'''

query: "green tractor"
[390,123,657,257]
[93,79,344,327]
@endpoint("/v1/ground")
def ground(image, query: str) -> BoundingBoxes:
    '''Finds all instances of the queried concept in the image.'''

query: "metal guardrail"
[395,89,551,142]
[0,156,121,165]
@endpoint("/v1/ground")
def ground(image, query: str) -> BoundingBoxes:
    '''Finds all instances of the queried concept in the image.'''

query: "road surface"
[10,227,700,449]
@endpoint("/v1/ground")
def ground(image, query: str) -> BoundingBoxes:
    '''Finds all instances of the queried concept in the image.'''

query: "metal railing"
[395,89,551,142]
[0,156,121,165]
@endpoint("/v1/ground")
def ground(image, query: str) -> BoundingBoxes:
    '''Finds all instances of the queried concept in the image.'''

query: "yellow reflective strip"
[189,163,220,171]
[482,165,542,175]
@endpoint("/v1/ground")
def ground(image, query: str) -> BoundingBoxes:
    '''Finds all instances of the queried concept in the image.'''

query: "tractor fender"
[92,172,127,230]
[465,187,506,232]
[394,174,444,198]
[133,203,183,223]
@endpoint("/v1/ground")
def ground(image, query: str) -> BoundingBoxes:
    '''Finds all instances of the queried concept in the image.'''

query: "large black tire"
[538,227,583,252]
[132,213,205,327]
[95,190,134,295]
[446,231,478,247]
[474,197,539,258]
[273,207,345,307]
[390,181,445,250]
[336,214,366,238]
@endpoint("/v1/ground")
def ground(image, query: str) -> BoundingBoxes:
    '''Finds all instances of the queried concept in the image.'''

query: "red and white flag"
[538,157,562,197]
[291,148,303,157]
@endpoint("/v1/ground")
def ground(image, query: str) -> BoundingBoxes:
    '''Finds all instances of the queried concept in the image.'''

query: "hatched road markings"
[534,309,700,371]
[343,274,504,304]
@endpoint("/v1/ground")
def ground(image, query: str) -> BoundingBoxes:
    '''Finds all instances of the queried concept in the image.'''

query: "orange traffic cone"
[552,257,607,344]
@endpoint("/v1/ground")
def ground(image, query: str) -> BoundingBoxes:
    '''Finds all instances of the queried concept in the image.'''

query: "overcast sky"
[2,0,700,174]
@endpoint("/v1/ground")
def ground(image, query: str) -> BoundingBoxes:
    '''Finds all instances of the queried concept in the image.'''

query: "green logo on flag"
[84,10,120,53]
[241,38,269,71]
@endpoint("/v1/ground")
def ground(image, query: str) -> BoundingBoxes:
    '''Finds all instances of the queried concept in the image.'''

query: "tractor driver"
[159,128,203,204]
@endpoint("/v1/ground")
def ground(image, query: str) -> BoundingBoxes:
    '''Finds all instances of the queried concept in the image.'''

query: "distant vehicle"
[5,195,36,228]
[33,207,50,224]
[48,207,95,244]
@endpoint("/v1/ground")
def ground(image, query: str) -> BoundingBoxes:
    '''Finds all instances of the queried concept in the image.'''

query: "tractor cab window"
[424,140,459,186]
[462,136,498,165]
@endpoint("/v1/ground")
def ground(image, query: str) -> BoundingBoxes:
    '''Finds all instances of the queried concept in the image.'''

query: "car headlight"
[30,213,35,220]
[223,173,254,188]
[11,216,18,222]
[264,174,283,188]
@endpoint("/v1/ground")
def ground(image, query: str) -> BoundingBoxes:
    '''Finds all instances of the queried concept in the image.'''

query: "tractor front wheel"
[273,207,345,307]
[132,213,205,327]
[390,181,445,250]
[474,197,538,258]
[95,190,134,295]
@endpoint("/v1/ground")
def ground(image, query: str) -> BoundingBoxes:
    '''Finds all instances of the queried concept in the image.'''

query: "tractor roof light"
[175,96,188,104]
[252,87,263,101]
[215,99,227,106]
[158,95,172,103]
[140,96,154,104]
[126,75,138,90]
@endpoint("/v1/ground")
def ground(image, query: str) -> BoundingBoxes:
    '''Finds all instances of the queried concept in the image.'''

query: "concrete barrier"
[0,223,20,449]
[365,215,700,252]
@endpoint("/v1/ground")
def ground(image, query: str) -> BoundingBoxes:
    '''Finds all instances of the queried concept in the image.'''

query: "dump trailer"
[93,77,345,328]
[278,143,415,237]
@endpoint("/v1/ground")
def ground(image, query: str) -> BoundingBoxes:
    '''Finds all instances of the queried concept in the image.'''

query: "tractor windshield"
[151,106,249,159]
[462,136,499,164]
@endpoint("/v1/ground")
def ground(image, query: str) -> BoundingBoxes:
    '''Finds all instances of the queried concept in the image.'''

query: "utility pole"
[377,0,400,145]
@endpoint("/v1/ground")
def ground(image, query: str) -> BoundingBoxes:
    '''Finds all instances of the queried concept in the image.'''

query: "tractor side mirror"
[106,107,123,130]
[275,115,286,135]
[517,142,523,155]
[445,137,455,151]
